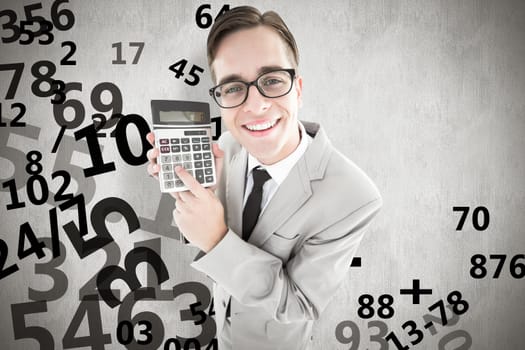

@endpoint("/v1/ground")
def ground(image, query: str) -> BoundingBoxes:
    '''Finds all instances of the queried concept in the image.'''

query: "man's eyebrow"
[217,66,286,85]
[218,74,243,85]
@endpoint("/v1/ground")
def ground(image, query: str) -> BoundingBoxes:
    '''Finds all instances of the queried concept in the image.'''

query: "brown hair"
[207,6,299,81]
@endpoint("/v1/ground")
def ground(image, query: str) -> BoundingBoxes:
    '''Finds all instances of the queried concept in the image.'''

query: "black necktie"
[242,167,271,241]
[226,167,271,318]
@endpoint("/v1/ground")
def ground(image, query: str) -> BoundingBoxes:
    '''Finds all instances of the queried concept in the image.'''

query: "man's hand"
[173,165,228,252]
[145,132,224,186]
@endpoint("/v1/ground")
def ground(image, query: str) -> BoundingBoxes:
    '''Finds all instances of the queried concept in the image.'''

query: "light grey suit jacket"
[191,121,382,350]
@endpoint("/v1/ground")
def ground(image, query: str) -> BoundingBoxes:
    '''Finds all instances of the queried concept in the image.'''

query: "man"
[147,6,382,350]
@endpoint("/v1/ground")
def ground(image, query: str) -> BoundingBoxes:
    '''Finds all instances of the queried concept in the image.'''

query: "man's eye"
[262,78,283,86]
[224,85,244,94]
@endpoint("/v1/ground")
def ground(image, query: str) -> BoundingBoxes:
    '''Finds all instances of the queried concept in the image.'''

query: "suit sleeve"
[190,195,382,323]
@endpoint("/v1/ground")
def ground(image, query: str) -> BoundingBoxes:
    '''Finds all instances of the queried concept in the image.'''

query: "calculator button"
[162,164,172,172]
[195,170,205,183]
[165,181,174,189]
[175,180,184,187]
[159,139,169,145]
[192,144,201,152]
[193,153,202,160]
[203,152,212,160]
[194,161,203,168]
[171,145,181,153]
[201,137,210,143]
[202,143,210,151]
[174,163,183,170]
[182,145,191,152]
[191,137,201,143]
[173,154,182,162]
[205,176,214,183]
[181,138,190,144]
[160,146,170,153]
[182,154,192,162]
[183,162,192,169]
[204,160,212,167]
[161,155,171,163]
[170,138,180,144]
[204,168,213,175]
[163,172,174,180]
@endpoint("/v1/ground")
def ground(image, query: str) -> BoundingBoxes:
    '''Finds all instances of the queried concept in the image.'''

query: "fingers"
[175,166,208,198]
[146,148,159,178]
[173,190,196,214]
[146,134,159,178]
[210,143,224,188]
[146,132,155,147]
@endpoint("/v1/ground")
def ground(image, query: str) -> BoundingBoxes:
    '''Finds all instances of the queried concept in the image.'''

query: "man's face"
[212,25,303,165]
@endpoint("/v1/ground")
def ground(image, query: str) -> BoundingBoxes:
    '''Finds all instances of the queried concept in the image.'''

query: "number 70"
[453,206,489,231]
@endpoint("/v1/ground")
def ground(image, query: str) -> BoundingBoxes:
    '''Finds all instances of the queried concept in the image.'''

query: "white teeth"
[245,119,277,131]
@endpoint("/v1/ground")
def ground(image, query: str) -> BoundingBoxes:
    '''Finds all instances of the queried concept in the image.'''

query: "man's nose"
[242,85,270,113]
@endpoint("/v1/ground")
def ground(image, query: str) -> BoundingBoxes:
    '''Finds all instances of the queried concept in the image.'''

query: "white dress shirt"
[243,121,312,213]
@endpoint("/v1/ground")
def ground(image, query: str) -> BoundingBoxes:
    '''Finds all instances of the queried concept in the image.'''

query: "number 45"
[169,59,204,86]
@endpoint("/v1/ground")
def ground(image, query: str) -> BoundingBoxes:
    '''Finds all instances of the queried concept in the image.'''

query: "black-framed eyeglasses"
[209,68,296,109]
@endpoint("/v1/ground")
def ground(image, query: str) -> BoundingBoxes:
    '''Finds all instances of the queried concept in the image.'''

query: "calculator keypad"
[155,128,216,192]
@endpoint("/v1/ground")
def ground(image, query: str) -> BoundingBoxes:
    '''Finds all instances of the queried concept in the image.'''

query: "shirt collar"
[246,121,312,185]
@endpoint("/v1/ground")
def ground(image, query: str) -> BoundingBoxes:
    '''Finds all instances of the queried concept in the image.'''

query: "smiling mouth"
[244,118,280,132]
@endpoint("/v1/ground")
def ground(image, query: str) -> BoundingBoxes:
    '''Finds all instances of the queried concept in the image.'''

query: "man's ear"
[295,75,303,108]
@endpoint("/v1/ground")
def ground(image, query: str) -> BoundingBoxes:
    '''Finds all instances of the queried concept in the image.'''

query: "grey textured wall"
[1,0,524,349]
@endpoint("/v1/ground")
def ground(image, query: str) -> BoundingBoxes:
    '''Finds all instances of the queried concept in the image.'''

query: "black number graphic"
[335,320,389,350]
[195,4,230,29]
[61,41,77,65]
[169,59,205,86]
[90,81,123,136]
[112,41,145,64]
[453,206,489,231]
[447,290,469,315]
[97,247,169,308]
[51,0,75,30]
[53,81,85,129]
[0,102,26,127]
[62,300,111,349]
[0,9,21,43]
[357,294,394,319]
[173,282,217,346]
[470,253,524,279]
[0,124,40,189]
[78,241,121,301]
[402,320,424,346]
[28,237,68,301]
[117,288,165,348]
[114,113,152,164]
[0,63,24,99]
[30,60,65,103]
[74,123,117,177]
[117,319,153,346]
[11,301,54,348]
[0,239,19,280]
[17,222,46,260]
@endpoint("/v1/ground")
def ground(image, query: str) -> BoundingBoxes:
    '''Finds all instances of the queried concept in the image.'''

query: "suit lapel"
[248,122,332,247]
[226,147,247,237]
[248,157,312,246]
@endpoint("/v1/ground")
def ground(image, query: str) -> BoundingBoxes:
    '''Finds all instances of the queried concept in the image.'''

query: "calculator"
[151,100,216,193]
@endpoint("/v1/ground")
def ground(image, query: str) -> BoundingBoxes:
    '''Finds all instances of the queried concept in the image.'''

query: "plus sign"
[400,279,433,304]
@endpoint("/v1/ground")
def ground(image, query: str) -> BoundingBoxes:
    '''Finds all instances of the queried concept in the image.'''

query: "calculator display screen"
[159,110,206,123]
